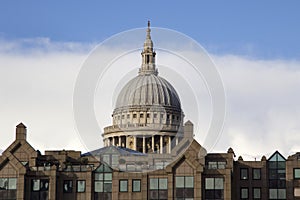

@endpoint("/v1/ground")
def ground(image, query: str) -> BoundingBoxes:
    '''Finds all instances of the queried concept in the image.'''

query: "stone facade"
[2,123,300,199]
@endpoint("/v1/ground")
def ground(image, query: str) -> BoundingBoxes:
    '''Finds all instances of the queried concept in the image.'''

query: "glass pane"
[104,173,112,181]
[77,180,85,192]
[269,189,277,199]
[104,182,112,192]
[185,177,194,188]
[149,190,158,199]
[159,178,168,189]
[241,188,248,198]
[205,178,214,189]
[63,180,73,193]
[269,161,277,169]
[150,179,158,190]
[8,178,17,190]
[240,168,248,180]
[119,180,128,192]
[184,188,194,198]
[0,178,8,190]
[215,178,224,189]
[278,189,286,198]
[32,179,40,191]
[295,169,300,178]
[278,162,286,169]
[269,155,277,162]
[132,180,141,192]
[218,162,226,169]
[269,170,277,180]
[208,162,217,169]
[253,168,261,180]
[40,179,49,191]
[94,181,103,192]
[159,190,168,199]
[95,173,103,181]
[175,177,184,188]
[112,155,119,166]
[103,155,110,164]
[294,188,300,197]
[253,188,261,198]
[277,154,285,161]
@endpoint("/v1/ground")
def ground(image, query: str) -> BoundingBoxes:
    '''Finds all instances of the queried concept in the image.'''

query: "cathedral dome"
[115,74,181,111]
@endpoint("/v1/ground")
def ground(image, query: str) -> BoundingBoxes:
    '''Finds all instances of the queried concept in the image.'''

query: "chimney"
[16,123,27,140]
[184,120,194,138]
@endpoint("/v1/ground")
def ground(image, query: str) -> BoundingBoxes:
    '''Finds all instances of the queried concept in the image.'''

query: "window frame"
[294,168,300,179]
[253,187,261,199]
[119,179,128,192]
[132,179,141,192]
[253,168,261,180]
[240,168,249,180]
[76,180,86,193]
[63,180,73,193]
[241,187,249,199]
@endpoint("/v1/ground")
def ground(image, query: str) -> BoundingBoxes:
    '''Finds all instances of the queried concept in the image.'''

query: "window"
[253,188,261,199]
[0,178,17,200]
[140,113,144,118]
[175,176,194,199]
[132,180,141,192]
[94,164,112,200]
[77,180,85,193]
[119,180,128,192]
[207,161,226,169]
[268,151,286,199]
[269,188,286,199]
[240,168,248,180]
[205,177,224,199]
[147,113,150,118]
[253,168,261,180]
[30,179,49,200]
[149,178,168,200]
[102,154,119,167]
[133,114,137,118]
[122,115,124,119]
[154,113,157,118]
[63,180,73,193]
[241,188,248,199]
[160,114,164,119]
[294,168,300,179]
[294,187,300,197]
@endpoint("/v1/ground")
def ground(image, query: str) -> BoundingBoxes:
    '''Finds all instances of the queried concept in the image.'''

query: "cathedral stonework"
[103,22,186,154]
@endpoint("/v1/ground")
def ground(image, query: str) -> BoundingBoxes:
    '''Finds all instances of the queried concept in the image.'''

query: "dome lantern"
[139,21,158,76]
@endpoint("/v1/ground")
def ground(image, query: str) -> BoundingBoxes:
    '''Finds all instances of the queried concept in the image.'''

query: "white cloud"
[0,38,299,160]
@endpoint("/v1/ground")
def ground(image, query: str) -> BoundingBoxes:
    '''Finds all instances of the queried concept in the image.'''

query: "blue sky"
[0,1,299,59]
[1,2,300,158]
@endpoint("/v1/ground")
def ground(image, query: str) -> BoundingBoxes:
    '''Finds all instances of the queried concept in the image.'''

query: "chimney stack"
[16,123,27,140]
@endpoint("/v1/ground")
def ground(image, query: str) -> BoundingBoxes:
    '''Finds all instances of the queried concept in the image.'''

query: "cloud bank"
[0,38,299,160]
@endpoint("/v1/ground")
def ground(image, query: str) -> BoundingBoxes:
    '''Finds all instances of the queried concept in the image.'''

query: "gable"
[0,160,17,177]
[174,158,194,175]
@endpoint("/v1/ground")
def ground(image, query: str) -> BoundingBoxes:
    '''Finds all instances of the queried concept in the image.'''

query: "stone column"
[133,136,137,151]
[152,136,154,152]
[176,137,178,145]
[112,137,115,146]
[142,136,146,153]
[168,136,171,153]
[118,136,121,146]
[160,136,163,154]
